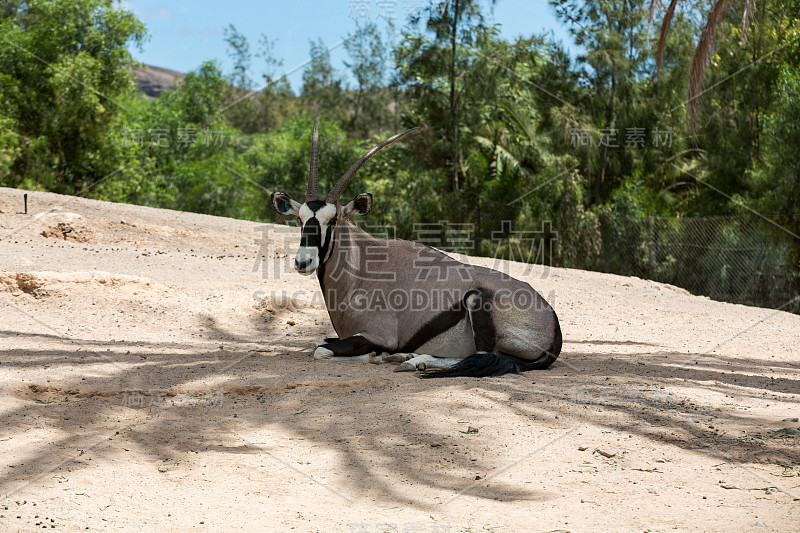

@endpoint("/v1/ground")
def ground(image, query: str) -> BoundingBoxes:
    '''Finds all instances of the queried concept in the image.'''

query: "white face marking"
[313,204,338,225]
[294,203,339,274]
[298,203,314,221]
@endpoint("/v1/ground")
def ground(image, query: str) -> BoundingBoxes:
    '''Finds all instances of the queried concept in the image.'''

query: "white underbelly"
[415,317,475,358]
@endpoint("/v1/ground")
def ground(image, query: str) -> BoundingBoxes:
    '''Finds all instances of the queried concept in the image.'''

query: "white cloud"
[152,6,174,21]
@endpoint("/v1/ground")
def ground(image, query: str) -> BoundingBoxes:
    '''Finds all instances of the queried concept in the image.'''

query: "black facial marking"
[320,214,336,257]
[300,217,322,248]
[315,214,337,292]
[306,200,327,212]
[299,201,334,249]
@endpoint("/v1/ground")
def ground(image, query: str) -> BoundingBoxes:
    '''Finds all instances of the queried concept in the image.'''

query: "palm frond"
[498,102,534,143]
[687,0,730,140]
[472,135,524,176]
[658,0,759,137]
[655,0,681,80]
[492,144,524,174]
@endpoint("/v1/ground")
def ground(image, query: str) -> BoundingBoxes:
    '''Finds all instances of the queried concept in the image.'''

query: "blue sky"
[122,0,576,91]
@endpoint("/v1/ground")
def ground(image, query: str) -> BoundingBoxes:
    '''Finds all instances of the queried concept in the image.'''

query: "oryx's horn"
[325,126,421,204]
[306,119,320,202]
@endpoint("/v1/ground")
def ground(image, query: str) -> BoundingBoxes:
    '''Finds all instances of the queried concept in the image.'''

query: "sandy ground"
[0,186,799,533]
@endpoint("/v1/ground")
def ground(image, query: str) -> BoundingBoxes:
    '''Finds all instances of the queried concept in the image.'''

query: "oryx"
[271,121,561,377]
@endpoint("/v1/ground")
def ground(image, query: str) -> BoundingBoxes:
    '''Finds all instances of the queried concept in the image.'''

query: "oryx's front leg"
[394,353,463,372]
[313,335,388,362]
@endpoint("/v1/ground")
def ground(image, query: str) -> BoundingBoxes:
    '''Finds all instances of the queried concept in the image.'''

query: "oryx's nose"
[295,257,312,271]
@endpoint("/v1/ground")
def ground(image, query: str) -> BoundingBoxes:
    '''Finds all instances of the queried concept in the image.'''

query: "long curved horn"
[306,119,320,202]
[325,126,420,204]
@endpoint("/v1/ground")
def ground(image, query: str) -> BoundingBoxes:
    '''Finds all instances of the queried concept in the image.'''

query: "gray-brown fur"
[319,220,556,358]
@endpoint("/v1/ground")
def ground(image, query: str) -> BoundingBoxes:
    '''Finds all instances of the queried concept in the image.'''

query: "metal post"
[647,215,654,280]
[475,195,481,256]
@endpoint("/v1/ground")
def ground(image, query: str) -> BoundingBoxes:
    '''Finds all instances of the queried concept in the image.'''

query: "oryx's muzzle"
[294,246,318,275]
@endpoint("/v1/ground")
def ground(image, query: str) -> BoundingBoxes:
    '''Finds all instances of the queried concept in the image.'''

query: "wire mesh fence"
[598,214,798,310]
[266,190,799,313]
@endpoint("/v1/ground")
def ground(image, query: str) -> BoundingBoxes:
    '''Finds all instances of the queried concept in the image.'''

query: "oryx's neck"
[316,219,387,335]
[316,219,375,291]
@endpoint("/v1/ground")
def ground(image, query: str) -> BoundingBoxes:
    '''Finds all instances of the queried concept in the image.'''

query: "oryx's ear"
[271,192,301,216]
[342,193,373,218]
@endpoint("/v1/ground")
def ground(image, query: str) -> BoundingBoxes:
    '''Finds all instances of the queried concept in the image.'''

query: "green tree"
[254,34,292,133]
[222,24,264,134]
[242,118,361,220]
[344,22,389,137]
[301,38,345,122]
[257,34,283,87]
[0,0,145,193]
[685,0,800,215]
[224,24,252,90]
[98,61,259,220]
[654,0,767,137]
[399,0,491,193]
[750,62,800,283]
[552,0,653,203]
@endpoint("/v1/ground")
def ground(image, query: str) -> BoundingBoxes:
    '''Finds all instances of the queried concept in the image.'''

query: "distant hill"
[133,65,185,97]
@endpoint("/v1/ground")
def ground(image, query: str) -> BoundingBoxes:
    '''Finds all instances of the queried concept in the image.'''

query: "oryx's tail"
[420,313,562,379]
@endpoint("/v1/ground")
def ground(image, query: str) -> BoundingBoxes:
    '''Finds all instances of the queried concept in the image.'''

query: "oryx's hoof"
[382,353,413,363]
[394,362,415,372]
[393,360,425,372]
[313,346,334,360]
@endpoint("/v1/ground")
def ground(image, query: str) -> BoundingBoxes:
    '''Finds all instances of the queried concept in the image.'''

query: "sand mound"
[0,270,153,298]
[36,211,95,242]
[254,291,323,313]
